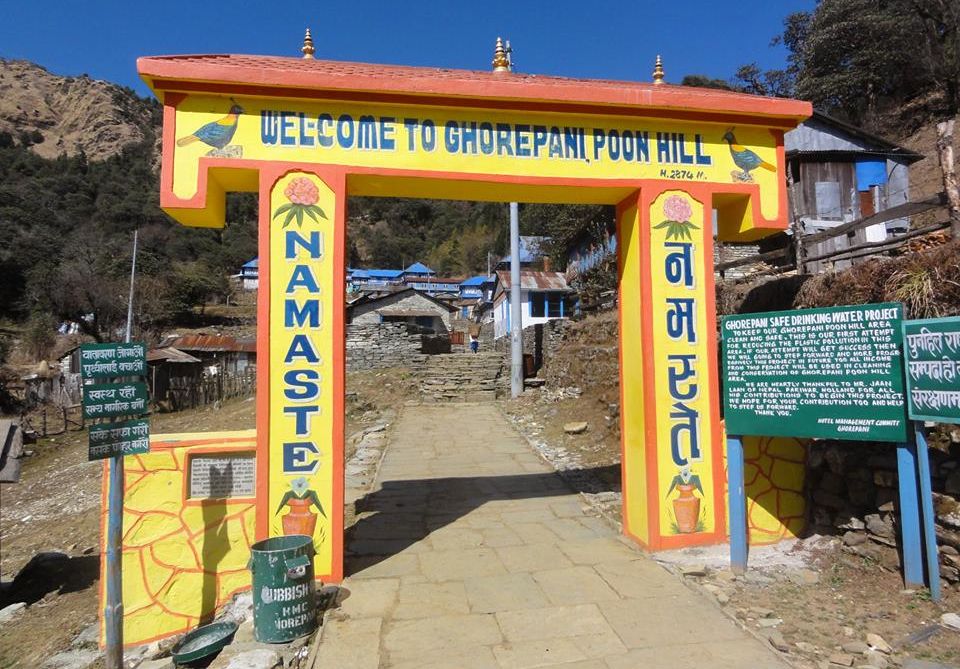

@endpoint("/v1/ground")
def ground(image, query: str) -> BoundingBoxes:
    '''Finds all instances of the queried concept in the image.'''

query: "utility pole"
[493,37,524,398]
[105,228,137,668]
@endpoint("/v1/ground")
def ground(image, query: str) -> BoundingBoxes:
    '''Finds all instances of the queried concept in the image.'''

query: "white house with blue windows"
[237,258,259,290]
[491,270,576,340]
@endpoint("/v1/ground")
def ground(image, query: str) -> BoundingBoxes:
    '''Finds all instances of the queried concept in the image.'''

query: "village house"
[235,258,259,290]
[347,287,458,334]
[159,333,256,375]
[491,270,577,340]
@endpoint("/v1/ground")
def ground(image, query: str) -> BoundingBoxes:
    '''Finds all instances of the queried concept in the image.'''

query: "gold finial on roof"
[492,37,510,72]
[302,28,315,59]
[653,54,665,85]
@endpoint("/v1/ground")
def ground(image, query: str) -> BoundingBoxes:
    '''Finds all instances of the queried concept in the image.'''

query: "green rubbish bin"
[249,535,318,643]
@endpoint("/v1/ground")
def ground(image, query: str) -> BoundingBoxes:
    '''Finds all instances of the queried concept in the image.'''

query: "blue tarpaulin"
[856,159,888,190]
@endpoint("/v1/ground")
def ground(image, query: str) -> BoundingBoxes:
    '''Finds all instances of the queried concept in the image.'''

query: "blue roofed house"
[237,258,258,290]
[403,262,436,279]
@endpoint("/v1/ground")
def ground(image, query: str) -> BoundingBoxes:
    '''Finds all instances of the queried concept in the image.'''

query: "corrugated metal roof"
[163,334,256,353]
[460,275,491,287]
[495,270,572,292]
[147,347,203,364]
[241,258,258,268]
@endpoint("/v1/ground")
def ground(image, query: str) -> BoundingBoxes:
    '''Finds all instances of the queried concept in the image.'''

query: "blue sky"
[0,0,814,97]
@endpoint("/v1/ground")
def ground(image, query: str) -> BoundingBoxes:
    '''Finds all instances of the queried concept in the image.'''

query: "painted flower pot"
[672,484,701,533]
[281,498,318,536]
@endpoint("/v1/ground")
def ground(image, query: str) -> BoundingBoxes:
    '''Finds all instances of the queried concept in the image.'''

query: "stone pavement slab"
[320,403,788,669]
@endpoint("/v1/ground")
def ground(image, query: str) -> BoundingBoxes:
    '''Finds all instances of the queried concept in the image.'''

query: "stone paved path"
[319,404,787,669]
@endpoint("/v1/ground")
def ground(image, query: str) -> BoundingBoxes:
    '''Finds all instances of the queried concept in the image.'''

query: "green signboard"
[88,418,150,461]
[722,303,908,442]
[903,317,960,423]
[82,382,148,420]
[79,342,147,379]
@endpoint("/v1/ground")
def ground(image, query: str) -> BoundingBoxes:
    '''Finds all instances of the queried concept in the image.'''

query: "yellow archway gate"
[107,48,810,645]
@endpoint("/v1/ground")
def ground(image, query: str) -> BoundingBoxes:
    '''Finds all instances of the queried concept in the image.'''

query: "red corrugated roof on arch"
[137,54,811,123]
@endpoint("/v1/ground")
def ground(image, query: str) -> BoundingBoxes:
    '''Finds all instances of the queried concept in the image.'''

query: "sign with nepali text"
[903,317,960,423]
[79,342,147,379]
[722,303,908,442]
[83,382,148,420]
[88,418,150,460]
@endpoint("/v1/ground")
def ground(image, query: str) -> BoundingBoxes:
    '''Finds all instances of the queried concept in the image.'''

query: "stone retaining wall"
[346,323,427,371]
[808,437,960,586]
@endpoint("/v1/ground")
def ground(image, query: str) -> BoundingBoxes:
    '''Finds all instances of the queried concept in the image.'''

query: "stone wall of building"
[346,323,428,371]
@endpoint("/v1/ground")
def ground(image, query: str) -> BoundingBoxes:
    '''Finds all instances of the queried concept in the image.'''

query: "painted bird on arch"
[177,103,245,155]
[722,129,776,183]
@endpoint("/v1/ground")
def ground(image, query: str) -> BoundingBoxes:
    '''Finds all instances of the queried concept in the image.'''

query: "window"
[529,292,569,318]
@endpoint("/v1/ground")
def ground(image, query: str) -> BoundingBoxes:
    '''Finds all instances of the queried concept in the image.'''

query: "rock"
[680,564,707,577]
[843,531,867,547]
[233,620,255,644]
[223,650,282,669]
[0,602,26,622]
[829,653,855,667]
[563,421,588,435]
[836,513,866,531]
[715,591,730,605]
[940,612,960,631]
[137,660,174,669]
[750,607,775,618]
[865,633,892,654]
[843,626,855,637]
[865,514,894,539]
[842,641,869,654]
[41,649,102,669]
[758,618,782,628]
[72,623,99,650]
[765,630,790,652]
[220,592,253,623]
[864,650,889,668]
[787,569,820,586]
[794,641,818,653]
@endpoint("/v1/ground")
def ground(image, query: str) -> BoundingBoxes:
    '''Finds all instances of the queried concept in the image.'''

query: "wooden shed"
[785,112,924,271]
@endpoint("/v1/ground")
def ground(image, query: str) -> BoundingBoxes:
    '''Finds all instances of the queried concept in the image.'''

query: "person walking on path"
[470,334,479,354]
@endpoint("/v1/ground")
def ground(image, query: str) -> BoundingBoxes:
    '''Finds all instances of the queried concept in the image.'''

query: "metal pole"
[727,435,747,574]
[510,202,523,397]
[915,425,942,601]
[105,229,137,668]
[505,40,523,399]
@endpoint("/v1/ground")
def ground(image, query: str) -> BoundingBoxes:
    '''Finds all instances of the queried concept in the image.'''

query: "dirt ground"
[0,367,409,669]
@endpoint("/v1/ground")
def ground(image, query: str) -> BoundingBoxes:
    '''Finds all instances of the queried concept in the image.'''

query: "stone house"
[347,288,457,334]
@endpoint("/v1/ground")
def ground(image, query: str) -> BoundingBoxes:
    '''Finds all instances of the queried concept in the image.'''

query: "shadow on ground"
[0,552,100,607]
[346,465,619,576]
